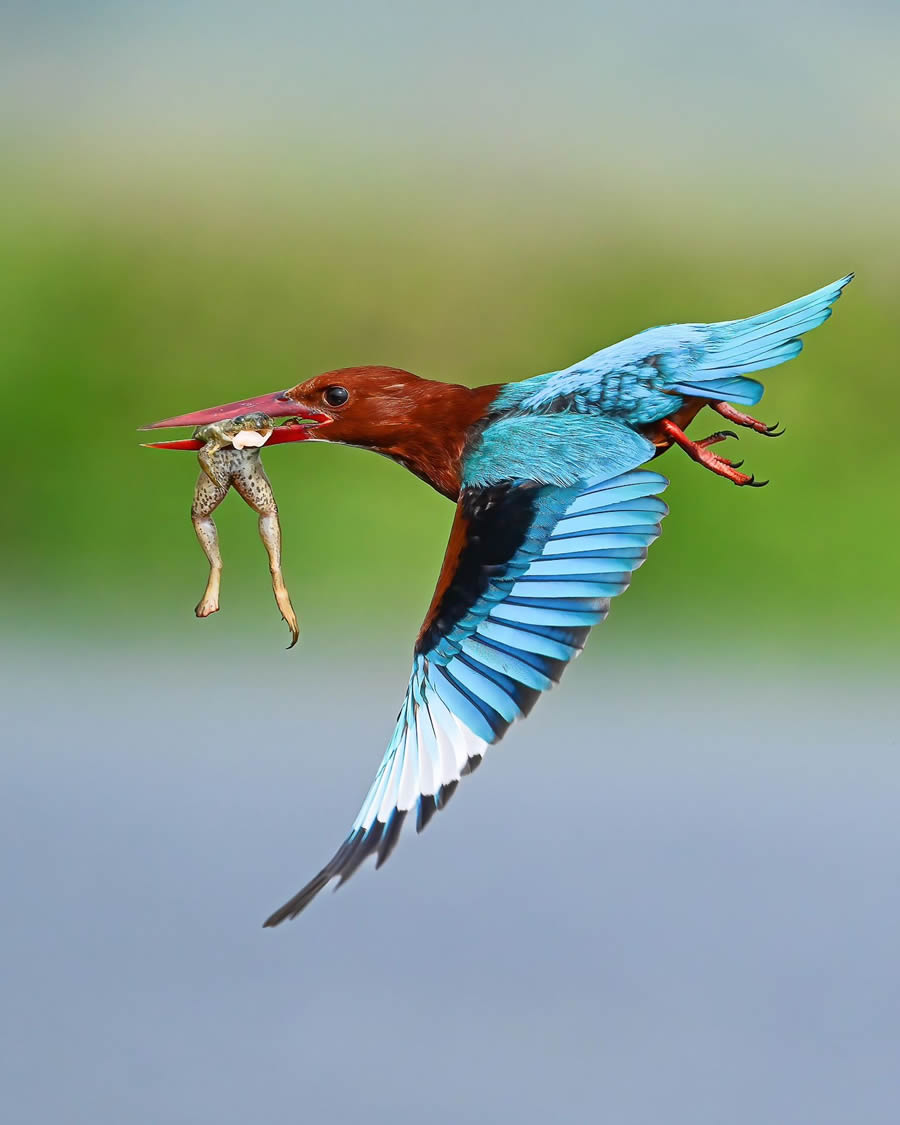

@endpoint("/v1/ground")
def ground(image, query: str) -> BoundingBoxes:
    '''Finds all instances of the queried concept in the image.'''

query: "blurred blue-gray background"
[2,3,898,1123]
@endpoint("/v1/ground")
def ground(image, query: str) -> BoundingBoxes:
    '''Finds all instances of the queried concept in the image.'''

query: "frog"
[194,413,275,487]
[190,414,299,648]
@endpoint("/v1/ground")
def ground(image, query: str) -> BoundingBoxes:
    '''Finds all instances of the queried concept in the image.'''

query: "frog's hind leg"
[198,444,229,487]
[232,457,299,648]
[191,472,229,617]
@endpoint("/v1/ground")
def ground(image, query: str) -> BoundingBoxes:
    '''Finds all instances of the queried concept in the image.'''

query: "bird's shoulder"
[490,324,708,425]
[462,411,656,489]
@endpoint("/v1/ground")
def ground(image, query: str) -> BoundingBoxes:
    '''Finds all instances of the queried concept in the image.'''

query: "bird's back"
[494,275,853,427]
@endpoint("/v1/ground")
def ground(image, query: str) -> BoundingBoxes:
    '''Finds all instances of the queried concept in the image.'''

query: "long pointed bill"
[142,422,319,451]
[141,389,329,430]
[140,389,331,450]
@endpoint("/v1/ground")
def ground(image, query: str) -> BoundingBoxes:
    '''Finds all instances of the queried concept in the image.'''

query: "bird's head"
[142,365,501,498]
[272,366,460,446]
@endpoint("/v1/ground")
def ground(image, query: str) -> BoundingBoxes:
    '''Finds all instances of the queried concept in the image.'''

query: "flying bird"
[144,274,853,924]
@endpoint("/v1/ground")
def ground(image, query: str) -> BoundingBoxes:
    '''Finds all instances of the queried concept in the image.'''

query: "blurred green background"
[1,0,898,658]
[2,154,896,654]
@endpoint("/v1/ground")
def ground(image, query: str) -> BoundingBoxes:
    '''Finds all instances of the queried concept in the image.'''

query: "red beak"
[139,389,330,450]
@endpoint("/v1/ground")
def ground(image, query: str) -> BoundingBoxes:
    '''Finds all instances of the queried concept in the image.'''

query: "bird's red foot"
[711,401,784,437]
[660,419,767,487]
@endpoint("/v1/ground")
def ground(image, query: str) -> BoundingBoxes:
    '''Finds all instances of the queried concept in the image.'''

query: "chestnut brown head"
[277,366,502,496]
[278,367,456,444]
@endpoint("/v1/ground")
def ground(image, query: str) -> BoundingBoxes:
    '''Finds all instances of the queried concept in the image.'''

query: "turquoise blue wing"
[497,274,853,421]
[263,468,668,925]
[665,273,854,404]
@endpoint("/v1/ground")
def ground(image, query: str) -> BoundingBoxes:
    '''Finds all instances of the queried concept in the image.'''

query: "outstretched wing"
[264,467,668,925]
[504,274,853,420]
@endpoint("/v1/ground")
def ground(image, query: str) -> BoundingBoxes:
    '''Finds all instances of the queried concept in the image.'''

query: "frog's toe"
[282,604,300,649]
[273,584,299,649]
[195,597,220,618]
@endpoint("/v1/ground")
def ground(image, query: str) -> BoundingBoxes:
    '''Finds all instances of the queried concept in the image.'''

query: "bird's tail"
[669,274,854,405]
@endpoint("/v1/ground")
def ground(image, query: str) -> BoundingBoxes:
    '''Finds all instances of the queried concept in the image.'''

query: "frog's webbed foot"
[195,584,221,618]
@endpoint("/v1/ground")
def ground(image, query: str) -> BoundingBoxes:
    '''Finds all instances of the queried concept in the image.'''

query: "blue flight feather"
[491,274,852,421]
[267,465,668,922]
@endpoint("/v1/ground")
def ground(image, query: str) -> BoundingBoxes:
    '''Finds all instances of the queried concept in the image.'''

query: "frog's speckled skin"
[194,413,274,488]
[190,433,299,648]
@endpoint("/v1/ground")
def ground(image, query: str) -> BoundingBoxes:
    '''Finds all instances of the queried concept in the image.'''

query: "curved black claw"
[747,476,769,488]
[700,429,739,448]
[765,422,785,438]
[731,458,745,469]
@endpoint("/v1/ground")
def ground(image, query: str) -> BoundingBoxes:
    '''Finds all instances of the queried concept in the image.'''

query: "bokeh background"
[2,3,898,1123]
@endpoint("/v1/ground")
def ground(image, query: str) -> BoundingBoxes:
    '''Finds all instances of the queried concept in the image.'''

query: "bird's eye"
[323,385,349,407]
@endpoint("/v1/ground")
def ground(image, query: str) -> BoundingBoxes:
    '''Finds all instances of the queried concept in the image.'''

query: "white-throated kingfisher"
[143,274,852,925]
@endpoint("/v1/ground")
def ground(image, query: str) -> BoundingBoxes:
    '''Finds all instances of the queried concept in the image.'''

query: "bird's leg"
[659,418,767,487]
[711,401,784,437]
[191,471,229,617]
[232,454,299,648]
